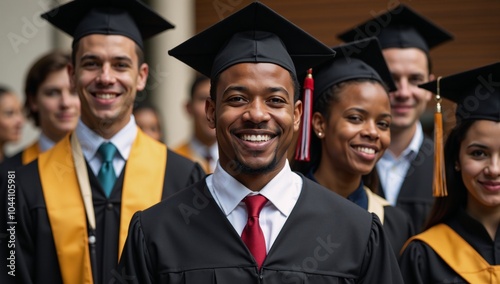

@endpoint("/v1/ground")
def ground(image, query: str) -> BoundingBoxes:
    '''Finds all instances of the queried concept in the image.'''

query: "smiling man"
[6,0,205,283]
[116,3,403,283]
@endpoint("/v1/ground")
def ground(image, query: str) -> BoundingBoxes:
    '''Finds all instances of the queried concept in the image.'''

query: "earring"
[454,164,460,171]
[317,132,323,138]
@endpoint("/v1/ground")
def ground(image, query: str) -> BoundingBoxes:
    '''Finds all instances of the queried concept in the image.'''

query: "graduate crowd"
[1,1,499,283]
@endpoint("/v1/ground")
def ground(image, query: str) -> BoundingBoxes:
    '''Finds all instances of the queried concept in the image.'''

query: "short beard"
[231,154,278,175]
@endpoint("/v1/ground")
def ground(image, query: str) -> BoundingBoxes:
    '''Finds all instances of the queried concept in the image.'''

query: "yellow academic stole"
[21,141,40,165]
[406,223,500,283]
[38,129,166,283]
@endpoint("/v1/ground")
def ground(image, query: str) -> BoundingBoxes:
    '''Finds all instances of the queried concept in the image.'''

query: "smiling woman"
[399,62,500,284]
[292,37,415,256]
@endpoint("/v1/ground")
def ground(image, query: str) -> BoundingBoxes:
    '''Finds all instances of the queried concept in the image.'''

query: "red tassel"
[295,68,314,161]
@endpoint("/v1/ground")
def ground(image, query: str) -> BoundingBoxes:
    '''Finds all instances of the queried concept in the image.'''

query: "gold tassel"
[433,76,448,197]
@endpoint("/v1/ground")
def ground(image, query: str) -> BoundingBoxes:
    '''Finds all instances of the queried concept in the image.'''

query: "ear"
[185,100,194,116]
[136,63,149,91]
[312,112,325,138]
[206,98,216,129]
[293,100,302,132]
[27,94,38,113]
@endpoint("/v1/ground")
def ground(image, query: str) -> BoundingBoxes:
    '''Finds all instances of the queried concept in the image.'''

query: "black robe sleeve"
[359,214,405,283]
[117,212,153,284]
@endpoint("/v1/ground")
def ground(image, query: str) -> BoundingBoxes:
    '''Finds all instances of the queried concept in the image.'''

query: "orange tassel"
[433,77,448,197]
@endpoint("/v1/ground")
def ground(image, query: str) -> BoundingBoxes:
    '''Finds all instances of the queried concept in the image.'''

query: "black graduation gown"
[117,176,404,283]
[378,136,435,233]
[382,206,414,256]
[3,149,205,284]
[399,210,500,284]
[305,172,414,257]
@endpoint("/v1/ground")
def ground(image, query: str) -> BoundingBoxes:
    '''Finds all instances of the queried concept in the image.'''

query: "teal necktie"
[97,142,117,197]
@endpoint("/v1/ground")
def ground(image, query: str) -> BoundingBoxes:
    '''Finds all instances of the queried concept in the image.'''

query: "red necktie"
[241,195,268,269]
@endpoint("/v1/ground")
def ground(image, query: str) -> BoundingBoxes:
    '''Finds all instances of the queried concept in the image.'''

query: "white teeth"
[241,134,271,142]
[96,93,116,99]
[356,147,375,154]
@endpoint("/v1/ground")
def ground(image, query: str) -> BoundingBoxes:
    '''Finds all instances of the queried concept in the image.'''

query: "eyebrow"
[346,107,392,118]
[466,143,488,149]
[79,54,133,63]
[223,85,290,96]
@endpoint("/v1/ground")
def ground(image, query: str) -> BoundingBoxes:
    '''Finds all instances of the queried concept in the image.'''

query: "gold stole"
[174,142,211,173]
[364,186,389,225]
[406,223,500,283]
[39,129,166,283]
[21,141,40,165]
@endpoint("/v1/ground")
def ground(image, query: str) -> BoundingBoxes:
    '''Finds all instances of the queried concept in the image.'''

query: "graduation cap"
[418,62,500,197]
[314,37,397,98]
[41,0,174,49]
[420,62,500,124]
[168,2,336,78]
[337,4,453,53]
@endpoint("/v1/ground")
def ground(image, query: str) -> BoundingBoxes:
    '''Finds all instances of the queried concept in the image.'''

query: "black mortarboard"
[337,4,453,53]
[168,2,335,78]
[314,37,397,98]
[419,62,500,123]
[41,0,174,49]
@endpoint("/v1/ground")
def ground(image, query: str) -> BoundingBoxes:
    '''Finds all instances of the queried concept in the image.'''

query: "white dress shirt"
[75,116,137,178]
[376,122,424,205]
[190,138,218,172]
[206,160,302,253]
[38,132,56,153]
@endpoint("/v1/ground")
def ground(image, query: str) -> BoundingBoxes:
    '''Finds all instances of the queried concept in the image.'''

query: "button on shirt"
[75,116,137,178]
[376,122,424,206]
[206,160,302,253]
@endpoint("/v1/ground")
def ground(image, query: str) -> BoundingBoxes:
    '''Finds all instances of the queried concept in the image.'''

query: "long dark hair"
[423,120,475,230]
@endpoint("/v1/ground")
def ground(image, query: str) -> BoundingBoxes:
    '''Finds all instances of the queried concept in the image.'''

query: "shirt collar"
[75,115,137,161]
[38,132,56,152]
[211,161,298,217]
[402,122,424,159]
[190,138,218,160]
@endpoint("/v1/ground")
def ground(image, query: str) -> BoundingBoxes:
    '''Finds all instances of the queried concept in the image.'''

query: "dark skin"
[206,63,302,191]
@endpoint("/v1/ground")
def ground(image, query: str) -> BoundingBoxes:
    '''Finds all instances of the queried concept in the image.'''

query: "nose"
[96,63,115,85]
[392,78,411,101]
[361,121,379,140]
[242,99,271,124]
[59,90,75,108]
[485,156,500,178]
